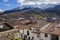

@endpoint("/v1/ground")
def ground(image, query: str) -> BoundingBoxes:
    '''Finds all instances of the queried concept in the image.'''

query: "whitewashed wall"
[19,29,53,40]
[40,33,51,40]
[59,36,60,40]
[0,25,3,28]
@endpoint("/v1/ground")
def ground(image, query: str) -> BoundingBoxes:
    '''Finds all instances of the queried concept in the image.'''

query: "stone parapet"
[0,29,19,40]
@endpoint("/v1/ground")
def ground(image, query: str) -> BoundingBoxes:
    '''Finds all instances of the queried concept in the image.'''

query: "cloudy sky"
[17,0,60,5]
[0,0,19,11]
[0,0,60,11]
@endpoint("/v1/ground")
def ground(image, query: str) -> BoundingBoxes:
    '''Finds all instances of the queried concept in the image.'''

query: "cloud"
[3,0,8,2]
[0,9,4,13]
[4,4,11,6]
[0,3,11,6]
[17,0,60,5]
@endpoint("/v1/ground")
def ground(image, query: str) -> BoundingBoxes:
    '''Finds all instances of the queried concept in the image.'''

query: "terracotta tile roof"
[51,28,60,35]
[20,20,32,25]
[7,20,36,29]
[40,22,60,35]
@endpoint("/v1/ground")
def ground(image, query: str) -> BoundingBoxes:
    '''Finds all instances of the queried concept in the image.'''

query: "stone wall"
[0,29,19,40]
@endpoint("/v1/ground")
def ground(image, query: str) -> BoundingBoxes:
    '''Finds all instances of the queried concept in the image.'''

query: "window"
[18,30,19,33]
[45,33,48,37]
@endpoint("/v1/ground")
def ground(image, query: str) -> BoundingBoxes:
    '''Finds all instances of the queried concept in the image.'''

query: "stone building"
[40,22,60,40]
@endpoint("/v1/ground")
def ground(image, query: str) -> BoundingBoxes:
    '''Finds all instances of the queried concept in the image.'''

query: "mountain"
[1,4,60,18]
[46,4,60,11]
[11,4,60,11]
[1,4,60,15]
[19,4,57,10]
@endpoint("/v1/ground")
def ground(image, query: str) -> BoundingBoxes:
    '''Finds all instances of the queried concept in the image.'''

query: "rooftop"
[40,21,60,35]
[0,23,14,32]
[7,19,48,30]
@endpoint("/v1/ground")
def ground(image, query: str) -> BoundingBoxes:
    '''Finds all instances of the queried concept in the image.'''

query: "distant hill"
[0,4,60,17]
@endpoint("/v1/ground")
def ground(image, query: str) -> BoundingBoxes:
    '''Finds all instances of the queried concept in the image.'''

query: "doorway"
[51,34,59,40]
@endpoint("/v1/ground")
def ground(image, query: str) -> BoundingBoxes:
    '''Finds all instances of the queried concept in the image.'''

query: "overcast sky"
[17,0,60,5]
[0,0,60,11]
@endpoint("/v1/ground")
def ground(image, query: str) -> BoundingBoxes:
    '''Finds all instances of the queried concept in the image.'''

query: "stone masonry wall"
[0,29,19,40]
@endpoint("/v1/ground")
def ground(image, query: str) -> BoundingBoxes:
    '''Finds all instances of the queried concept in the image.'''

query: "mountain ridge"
[0,4,60,15]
